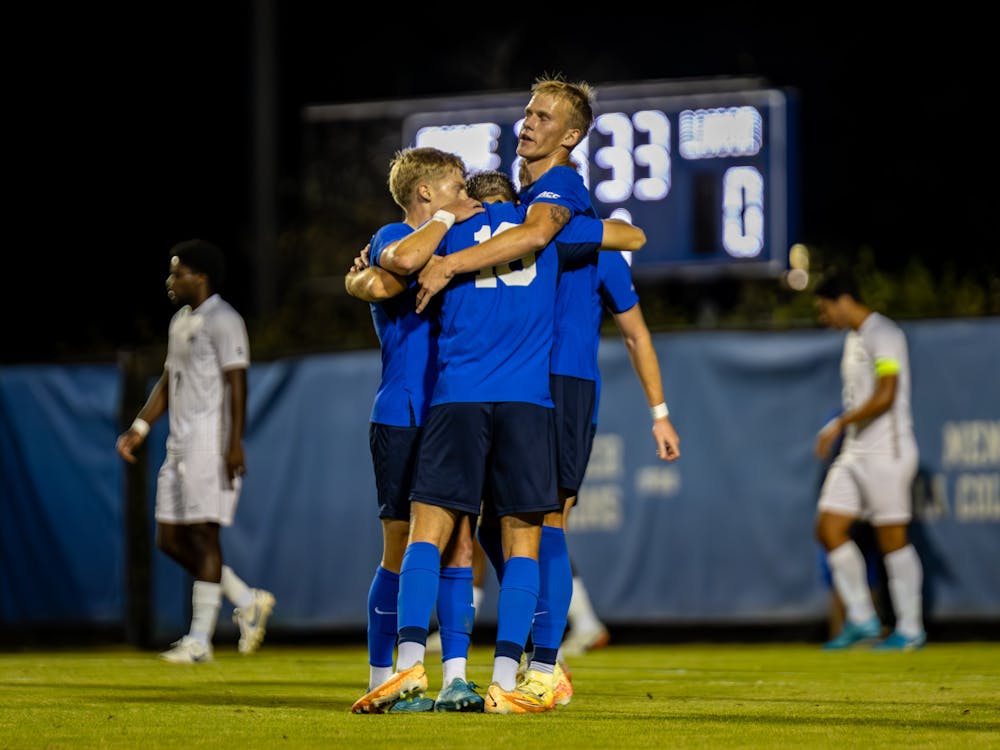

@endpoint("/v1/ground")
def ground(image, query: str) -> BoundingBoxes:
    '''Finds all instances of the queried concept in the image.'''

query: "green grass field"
[2,642,998,749]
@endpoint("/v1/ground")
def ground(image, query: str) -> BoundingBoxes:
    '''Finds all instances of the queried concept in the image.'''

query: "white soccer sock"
[220,565,254,610]
[442,656,467,686]
[827,541,877,625]
[396,641,425,671]
[189,580,222,646]
[568,576,603,632]
[492,655,520,691]
[369,666,393,690]
[884,545,924,638]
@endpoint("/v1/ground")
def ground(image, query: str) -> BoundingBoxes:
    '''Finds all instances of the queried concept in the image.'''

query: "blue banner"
[3,320,998,634]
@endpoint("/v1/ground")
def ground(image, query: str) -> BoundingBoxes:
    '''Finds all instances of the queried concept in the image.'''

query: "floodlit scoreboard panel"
[402,83,797,279]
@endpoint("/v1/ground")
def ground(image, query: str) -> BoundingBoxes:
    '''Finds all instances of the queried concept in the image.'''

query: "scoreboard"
[403,78,798,278]
[304,77,798,279]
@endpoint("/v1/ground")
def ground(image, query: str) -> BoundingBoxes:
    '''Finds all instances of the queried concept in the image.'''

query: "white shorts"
[817,442,918,526]
[155,450,240,526]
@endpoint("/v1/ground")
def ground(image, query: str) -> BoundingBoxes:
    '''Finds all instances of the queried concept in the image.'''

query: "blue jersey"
[366,222,438,427]
[520,166,603,382]
[431,201,601,406]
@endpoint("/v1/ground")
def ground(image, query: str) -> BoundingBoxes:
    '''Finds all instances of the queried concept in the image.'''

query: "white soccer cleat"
[160,636,213,664]
[561,624,610,656]
[234,588,276,654]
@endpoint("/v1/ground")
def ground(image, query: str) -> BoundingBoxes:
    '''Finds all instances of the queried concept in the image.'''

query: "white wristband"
[431,209,456,230]
[650,402,669,420]
[131,417,150,438]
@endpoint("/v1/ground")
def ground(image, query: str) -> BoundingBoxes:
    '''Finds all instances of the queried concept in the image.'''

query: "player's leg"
[484,403,558,713]
[353,405,487,713]
[818,510,880,638]
[211,467,274,656]
[816,456,882,647]
[485,513,544,700]
[563,555,610,656]
[530,505,572,679]
[365,423,421,688]
[434,513,484,712]
[160,522,221,663]
[224,565,276,655]
[870,445,925,650]
[426,509,488,655]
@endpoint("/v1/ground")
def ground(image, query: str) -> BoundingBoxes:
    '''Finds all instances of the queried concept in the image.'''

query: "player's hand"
[350,243,372,272]
[415,255,453,313]
[814,417,842,459]
[115,430,143,464]
[226,444,246,484]
[652,418,680,461]
[441,196,485,222]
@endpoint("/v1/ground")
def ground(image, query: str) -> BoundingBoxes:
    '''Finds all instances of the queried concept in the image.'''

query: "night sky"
[9,8,993,364]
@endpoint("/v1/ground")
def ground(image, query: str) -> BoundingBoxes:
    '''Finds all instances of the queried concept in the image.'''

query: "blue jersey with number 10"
[430,201,603,407]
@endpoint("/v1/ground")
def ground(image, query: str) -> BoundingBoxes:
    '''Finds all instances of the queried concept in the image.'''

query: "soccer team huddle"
[117,72,925,718]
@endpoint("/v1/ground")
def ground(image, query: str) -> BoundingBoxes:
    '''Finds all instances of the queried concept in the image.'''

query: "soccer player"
[344,146,485,712]
[116,239,275,663]
[412,76,606,698]
[350,166,642,715]
[813,271,926,651]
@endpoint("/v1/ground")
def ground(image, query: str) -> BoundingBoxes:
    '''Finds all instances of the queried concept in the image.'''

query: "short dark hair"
[466,170,517,203]
[171,239,225,290]
[814,270,858,301]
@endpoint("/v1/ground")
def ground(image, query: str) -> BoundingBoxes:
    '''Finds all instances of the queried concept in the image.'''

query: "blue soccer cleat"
[433,678,485,712]
[388,695,435,712]
[822,616,881,650]
[872,630,927,652]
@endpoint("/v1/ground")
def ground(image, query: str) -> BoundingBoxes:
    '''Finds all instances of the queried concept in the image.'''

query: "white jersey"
[163,294,249,455]
[819,311,918,524]
[839,311,914,456]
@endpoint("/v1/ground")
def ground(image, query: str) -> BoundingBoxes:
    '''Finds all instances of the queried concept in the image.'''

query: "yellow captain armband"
[874,358,901,376]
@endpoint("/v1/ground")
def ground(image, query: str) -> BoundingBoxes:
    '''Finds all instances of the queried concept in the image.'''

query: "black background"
[9,7,994,363]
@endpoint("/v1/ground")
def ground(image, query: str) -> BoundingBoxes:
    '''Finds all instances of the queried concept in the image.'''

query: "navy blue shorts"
[369,422,422,521]
[410,402,559,517]
[550,374,597,494]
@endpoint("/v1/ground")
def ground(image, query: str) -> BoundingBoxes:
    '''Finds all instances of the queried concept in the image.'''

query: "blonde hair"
[530,74,596,135]
[387,147,467,210]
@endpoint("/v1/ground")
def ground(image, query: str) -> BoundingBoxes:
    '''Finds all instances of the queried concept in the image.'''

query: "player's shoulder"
[528,166,592,214]
[203,296,246,329]
[865,311,903,336]
[372,221,412,246]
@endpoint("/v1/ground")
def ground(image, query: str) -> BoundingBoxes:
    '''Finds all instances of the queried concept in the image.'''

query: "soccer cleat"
[822,615,882,650]
[561,624,610,656]
[159,636,213,664]
[872,630,927,652]
[234,588,276,655]
[558,656,572,684]
[388,695,435,713]
[484,670,555,714]
[553,661,573,706]
[424,629,442,654]
[434,678,485,712]
[351,663,428,714]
